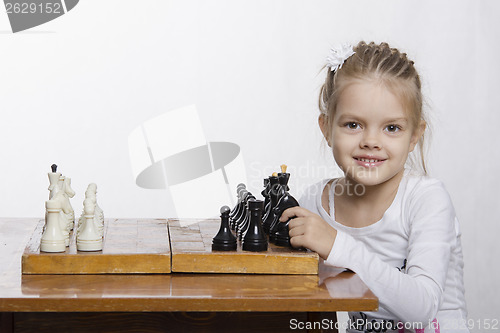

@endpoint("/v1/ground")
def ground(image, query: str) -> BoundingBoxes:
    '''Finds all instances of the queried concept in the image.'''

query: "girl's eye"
[345,122,360,130]
[385,124,401,133]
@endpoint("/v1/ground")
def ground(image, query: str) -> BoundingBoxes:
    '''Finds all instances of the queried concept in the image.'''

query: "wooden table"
[0,218,377,333]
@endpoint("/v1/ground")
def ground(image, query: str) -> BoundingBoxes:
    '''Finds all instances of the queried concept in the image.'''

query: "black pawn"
[230,184,246,219]
[230,188,248,230]
[242,199,268,252]
[232,191,251,232]
[212,206,237,251]
[237,194,255,240]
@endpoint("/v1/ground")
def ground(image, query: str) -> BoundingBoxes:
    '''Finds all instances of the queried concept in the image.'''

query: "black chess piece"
[212,206,237,251]
[229,187,247,230]
[277,172,290,192]
[51,164,58,173]
[230,190,249,231]
[268,174,290,241]
[277,172,290,194]
[274,193,300,247]
[237,194,255,241]
[261,178,271,211]
[229,184,246,219]
[242,199,268,252]
[262,175,280,234]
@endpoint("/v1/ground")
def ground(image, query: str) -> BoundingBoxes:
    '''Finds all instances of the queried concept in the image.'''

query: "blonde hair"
[319,41,428,174]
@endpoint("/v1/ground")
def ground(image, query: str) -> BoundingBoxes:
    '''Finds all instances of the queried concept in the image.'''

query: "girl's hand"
[279,207,337,260]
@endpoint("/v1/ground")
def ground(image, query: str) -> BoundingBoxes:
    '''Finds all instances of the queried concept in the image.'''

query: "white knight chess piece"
[48,172,61,199]
[52,188,74,247]
[47,164,61,199]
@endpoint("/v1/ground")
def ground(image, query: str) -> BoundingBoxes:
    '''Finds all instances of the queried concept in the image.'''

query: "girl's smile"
[353,155,387,168]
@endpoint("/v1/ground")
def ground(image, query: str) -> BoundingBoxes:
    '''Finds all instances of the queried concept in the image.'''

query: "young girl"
[280,41,468,333]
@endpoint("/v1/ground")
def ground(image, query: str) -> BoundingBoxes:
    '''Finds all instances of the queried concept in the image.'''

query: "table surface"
[0,218,378,313]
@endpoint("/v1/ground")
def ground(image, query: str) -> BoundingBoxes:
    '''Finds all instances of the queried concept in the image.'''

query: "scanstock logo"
[4,0,79,33]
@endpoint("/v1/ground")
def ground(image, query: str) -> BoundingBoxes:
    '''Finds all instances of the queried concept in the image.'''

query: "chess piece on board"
[52,187,73,246]
[229,184,246,219]
[48,164,61,199]
[78,183,104,237]
[242,199,268,252]
[237,194,255,241]
[230,190,249,231]
[47,164,75,234]
[87,183,104,236]
[62,177,76,230]
[269,167,296,243]
[274,193,300,247]
[40,199,66,253]
[212,206,237,251]
[233,191,251,234]
[261,178,271,211]
[277,164,290,192]
[262,174,279,233]
[229,186,247,230]
[77,198,103,252]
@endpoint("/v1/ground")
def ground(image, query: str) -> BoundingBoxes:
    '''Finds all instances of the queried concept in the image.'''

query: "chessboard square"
[138,227,168,239]
[138,239,168,248]
[109,229,138,238]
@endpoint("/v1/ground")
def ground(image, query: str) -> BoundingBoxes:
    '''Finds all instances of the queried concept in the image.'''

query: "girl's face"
[323,80,422,187]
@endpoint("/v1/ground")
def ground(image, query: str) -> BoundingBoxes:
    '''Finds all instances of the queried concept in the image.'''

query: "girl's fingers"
[290,234,307,249]
[287,218,306,237]
[279,207,313,222]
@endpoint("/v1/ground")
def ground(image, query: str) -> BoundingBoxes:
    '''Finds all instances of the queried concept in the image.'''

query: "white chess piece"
[77,211,85,236]
[77,198,103,252]
[77,185,94,236]
[94,190,105,233]
[62,177,76,230]
[40,199,66,253]
[58,175,65,192]
[87,196,104,237]
[48,172,61,199]
[52,190,72,246]
[86,183,104,236]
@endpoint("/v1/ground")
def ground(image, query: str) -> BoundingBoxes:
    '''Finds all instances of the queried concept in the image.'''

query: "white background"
[1,0,499,329]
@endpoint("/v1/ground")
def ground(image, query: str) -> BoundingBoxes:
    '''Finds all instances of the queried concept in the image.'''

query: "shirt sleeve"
[325,180,456,325]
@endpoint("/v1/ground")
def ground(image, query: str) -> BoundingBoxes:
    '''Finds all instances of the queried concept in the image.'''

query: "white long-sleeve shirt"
[299,170,469,333]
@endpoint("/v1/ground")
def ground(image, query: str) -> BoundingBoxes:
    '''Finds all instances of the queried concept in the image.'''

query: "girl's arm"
[281,181,456,325]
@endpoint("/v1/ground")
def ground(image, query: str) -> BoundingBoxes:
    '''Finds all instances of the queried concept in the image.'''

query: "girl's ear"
[409,120,426,152]
[318,114,331,147]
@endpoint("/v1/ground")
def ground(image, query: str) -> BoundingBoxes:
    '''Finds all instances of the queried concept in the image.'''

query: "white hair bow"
[326,44,355,72]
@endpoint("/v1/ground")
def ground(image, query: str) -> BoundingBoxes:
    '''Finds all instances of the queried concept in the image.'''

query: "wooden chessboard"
[22,219,171,274]
[168,219,319,275]
[22,218,319,275]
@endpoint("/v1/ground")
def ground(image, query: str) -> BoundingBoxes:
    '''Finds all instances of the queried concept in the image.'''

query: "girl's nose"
[359,130,381,150]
